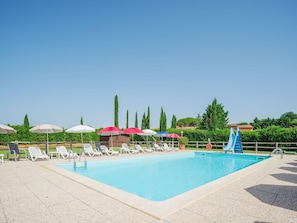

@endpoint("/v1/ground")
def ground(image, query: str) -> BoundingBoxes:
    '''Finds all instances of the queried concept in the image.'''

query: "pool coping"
[44,151,273,219]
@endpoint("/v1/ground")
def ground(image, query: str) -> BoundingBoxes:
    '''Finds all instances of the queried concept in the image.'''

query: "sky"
[1,0,297,129]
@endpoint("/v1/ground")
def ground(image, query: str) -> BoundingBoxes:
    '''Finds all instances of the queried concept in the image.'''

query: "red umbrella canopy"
[167,133,181,138]
[97,126,123,136]
[123,127,143,134]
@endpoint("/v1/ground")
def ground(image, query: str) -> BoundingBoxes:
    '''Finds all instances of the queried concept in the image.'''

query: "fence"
[1,140,297,154]
[185,141,297,153]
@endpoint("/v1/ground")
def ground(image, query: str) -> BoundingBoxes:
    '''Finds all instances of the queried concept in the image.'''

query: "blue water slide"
[233,127,243,153]
[223,128,235,152]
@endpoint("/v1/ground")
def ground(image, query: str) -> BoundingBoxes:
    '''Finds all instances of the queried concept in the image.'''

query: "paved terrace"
[0,151,296,223]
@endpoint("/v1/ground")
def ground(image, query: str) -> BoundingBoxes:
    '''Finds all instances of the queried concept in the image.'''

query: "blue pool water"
[56,152,270,201]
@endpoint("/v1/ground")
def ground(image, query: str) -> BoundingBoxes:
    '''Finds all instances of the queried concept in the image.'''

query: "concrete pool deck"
[0,151,296,222]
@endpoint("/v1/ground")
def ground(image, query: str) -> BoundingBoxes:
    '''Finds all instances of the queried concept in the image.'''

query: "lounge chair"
[28,147,49,161]
[153,143,165,152]
[8,143,27,161]
[163,143,175,152]
[134,144,145,153]
[83,143,102,157]
[121,143,139,154]
[101,145,119,156]
[0,154,4,164]
[56,146,78,159]
[95,142,119,156]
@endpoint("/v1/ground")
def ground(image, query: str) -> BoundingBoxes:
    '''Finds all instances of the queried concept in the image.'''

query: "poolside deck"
[0,151,296,222]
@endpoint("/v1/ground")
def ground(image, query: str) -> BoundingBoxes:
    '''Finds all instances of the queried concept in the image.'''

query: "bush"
[178,136,189,145]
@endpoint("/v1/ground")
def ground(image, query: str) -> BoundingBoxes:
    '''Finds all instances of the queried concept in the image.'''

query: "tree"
[126,110,129,128]
[200,98,228,130]
[159,107,167,131]
[114,95,119,127]
[147,106,150,129]
[177,117,199,128]
[278,112,297,127]
[135,112,138,128]
[141,112,146,129]
[171,115,177,128]
[23,114,30,128]
[80,116,84,125]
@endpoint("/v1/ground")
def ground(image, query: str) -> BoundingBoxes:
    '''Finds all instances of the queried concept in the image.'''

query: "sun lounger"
[56,146,78,159]
[121,143,139,154]
[28,147,49,161]
[95,143,119,156]
[83,144,102,157]
[153,143,164,152]
[163,143,178,151]
[134,144,145,153]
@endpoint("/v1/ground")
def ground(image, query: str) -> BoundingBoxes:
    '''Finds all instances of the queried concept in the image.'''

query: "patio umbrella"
[123,127,143,134]
[123,127,143,143]
[97,126,123,148]
[137,129,157,148]
[167,133,181,147]
[0,124,17,134]
[156,131,169,142]
[30,124,63,155]
[66,124,96,156]
[66,124,95,143]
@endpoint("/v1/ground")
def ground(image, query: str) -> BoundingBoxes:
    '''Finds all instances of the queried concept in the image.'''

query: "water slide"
[223,128,235,152]
[223,127,243,153]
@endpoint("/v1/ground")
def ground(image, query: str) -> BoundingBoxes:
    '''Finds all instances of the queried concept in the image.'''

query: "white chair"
[121,143,139,154]
[28,147,49,161]
[83,144,102,157]
[95,143,119,156]
[101,145,119,156]
[164,142,179,151]
[134,144,145,153]
[0,154,4,164]
[56,146,78,159]
[163,143,174,152]
[153,143,164,152]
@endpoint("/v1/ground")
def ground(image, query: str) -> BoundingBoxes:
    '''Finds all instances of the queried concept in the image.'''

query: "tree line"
[1,96,296,143]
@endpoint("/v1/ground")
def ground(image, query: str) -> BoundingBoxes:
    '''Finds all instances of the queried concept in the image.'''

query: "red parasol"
[123,127,143,134]
[167,133,181,138]
[97,126,123,148]
[167,133,181,147]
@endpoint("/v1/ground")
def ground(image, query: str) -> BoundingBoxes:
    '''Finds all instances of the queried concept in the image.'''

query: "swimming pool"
[56,152,270,201]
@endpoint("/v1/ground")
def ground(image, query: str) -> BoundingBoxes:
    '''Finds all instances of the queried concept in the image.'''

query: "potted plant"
[178,136,189,150]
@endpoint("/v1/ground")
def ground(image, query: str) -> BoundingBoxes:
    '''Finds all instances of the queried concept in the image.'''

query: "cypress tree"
[171,115,177,128]
[23,114,30,128]
[135,112,138,128]
[114,95,119,127]
[147,106,150,129]
[126,110,129,128]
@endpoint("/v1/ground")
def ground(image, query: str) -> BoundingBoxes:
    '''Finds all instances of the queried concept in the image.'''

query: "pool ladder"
[73,153,87,169]
[270,148,283,159]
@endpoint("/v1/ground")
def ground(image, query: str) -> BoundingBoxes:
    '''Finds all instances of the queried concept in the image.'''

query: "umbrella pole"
[46,133,49,155]
[81,132,85,156]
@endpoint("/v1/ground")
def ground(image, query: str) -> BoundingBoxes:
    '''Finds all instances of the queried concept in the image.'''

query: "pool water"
[56,152,270,201]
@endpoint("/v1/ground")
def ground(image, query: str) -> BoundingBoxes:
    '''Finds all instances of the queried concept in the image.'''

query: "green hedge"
[1,126,297,143]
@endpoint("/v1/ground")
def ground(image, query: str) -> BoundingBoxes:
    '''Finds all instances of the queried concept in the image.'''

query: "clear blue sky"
[1,0,296,129]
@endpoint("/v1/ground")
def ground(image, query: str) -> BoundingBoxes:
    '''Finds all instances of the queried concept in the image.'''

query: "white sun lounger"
[121,143,139,154]
[28,147,49,161]
[56,146,78,159]
[83,144,102,157]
